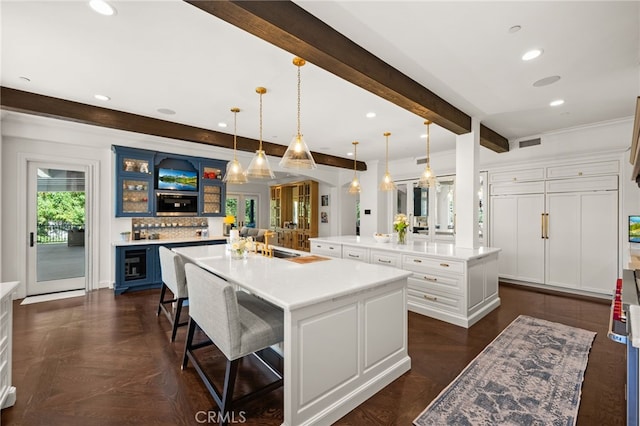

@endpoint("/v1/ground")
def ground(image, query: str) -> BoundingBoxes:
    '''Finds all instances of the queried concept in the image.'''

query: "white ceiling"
[1,1,638,164]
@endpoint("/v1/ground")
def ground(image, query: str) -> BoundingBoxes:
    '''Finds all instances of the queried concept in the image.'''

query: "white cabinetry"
[1,281,18,411]
[370,249,402,268]
[342,245,369,263]
[490,191,545,283]
[310,241,342,258]
[490,161,618,296]
[310,238,500,328]
[403,253,499,327]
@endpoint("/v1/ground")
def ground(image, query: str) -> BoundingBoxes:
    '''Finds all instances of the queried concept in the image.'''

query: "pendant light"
[223,107,248,184]
[246,87,275,179]
[418,120,436,188]
[279,57,317,170]
[379,132,396,191]
[348,141,361,194]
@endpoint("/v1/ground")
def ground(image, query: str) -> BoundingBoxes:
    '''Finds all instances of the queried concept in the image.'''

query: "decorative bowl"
[373,233,391,243]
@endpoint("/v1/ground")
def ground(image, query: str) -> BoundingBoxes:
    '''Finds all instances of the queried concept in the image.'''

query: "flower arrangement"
[230,236,253,259]
[393,213,410,244]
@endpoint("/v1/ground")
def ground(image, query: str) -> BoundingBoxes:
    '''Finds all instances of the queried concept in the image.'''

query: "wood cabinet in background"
[270,180,318,252]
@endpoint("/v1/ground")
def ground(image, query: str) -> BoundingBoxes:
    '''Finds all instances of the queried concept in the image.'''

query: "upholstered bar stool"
[157,246,189,342]
[182,263,284,424]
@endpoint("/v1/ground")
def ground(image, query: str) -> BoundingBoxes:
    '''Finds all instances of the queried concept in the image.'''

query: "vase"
[231,249,247,260]
[397,230,407,245]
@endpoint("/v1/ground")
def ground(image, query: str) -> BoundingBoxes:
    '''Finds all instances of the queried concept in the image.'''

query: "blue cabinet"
[114,239,225,295]
[113,146,155,217]
[113,146,227,217]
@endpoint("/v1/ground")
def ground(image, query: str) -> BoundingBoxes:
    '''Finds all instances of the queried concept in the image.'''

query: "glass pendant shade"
[417,120,435,188]
[246,149,275,179]
[280,57,317,170]
[348,141,361,194]
[379,132,396,191]
[246,87,275,179]
[223,107,248,184]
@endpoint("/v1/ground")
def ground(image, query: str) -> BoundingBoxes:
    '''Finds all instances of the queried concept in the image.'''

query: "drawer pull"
[424,276,437,282]
[348,254,359,258]
[378,259,392,264]
[439,263,450,267]
[329,247,334,250]
[413,259,423,263]
[423,295,438,301]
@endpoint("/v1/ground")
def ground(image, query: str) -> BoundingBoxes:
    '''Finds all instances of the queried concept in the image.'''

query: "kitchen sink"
[272,249,301,259]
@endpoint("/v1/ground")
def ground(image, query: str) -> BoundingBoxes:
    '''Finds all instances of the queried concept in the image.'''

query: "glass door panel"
[435,176,455,239]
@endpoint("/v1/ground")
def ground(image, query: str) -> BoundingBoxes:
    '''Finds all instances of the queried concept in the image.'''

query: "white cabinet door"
[491,194,545,283]
[546,191,617,293]
[545,193,581,288]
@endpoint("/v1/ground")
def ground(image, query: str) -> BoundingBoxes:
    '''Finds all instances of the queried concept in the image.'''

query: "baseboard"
[499,280,611,304]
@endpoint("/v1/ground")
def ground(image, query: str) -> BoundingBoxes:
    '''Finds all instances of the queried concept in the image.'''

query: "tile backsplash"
[131,217,209,240]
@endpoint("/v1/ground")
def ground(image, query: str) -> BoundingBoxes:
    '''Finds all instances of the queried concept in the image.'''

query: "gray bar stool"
[182,263,284,424]
[157,246,189,342]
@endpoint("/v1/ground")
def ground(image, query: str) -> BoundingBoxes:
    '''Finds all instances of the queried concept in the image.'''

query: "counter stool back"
[157,246,189,342]
[182,263,284,424]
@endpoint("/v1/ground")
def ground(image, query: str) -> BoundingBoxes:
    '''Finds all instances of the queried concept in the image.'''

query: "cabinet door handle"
[439,263,449,267]
[545,213,549,239]
[423,295,438,301]
[29,232,34,247]
[541,213,545,239]
[424,276,437,282]
[413,259,422,263]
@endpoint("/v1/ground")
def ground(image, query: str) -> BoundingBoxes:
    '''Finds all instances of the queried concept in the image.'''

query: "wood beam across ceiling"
[186,0,509,153]
[0,87,367,171]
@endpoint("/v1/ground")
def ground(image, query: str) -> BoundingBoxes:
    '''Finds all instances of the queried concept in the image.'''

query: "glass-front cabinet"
[393,171,487,244]
[199,160,226,216]
[115,147,154,217]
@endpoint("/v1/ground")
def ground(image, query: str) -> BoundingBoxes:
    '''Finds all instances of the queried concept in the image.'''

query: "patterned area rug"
[413,315,596,425]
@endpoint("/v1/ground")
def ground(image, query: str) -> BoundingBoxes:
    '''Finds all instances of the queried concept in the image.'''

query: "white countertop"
[309,235,501,261]
[113,235,227,247]
[172,244,411,311]
[0,281,19,300]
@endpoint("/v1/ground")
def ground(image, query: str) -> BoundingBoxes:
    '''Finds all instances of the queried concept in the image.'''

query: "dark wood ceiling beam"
[186,0,509,153]
[0,87,367,171]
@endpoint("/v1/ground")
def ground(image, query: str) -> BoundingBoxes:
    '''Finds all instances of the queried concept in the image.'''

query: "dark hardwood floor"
[2,283,626,425]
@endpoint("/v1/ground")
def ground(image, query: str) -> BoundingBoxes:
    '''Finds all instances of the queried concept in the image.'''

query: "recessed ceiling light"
[522,49,543,61]
[533,75,561,87]
[217,122,227,128]
[420,133,427,139]
[89,0,116,16]
[94,94,110,101]
[549,99,565,107]
[508,25,522,34]
[347,152,354,156]
[366,112,376,118]
[157,108,176,115]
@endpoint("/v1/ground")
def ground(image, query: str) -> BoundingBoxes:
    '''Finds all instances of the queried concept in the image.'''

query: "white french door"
[225,193,260,228]
[27,162,88,295]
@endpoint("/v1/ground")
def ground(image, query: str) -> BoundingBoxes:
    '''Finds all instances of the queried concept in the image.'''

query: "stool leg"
[171,297,186,342]
[157,284,167,316]
[219,359,239,426]
[182,318,197,370]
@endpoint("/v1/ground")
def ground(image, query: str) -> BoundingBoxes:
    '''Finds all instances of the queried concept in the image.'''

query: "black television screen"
[630,215,640,243]
[157,168,197,191]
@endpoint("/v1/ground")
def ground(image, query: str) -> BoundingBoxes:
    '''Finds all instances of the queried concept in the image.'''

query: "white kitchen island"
[172,244,412,426]
[310,236,501,328]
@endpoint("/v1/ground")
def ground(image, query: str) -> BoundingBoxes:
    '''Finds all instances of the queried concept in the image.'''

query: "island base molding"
[408,295,501,328]
[283,279,410,425]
